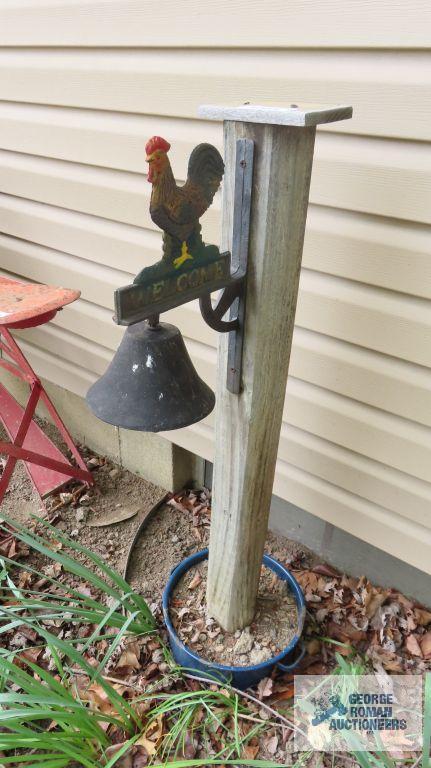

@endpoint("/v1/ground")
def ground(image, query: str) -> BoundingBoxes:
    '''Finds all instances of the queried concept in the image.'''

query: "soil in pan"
[169,558,298,667]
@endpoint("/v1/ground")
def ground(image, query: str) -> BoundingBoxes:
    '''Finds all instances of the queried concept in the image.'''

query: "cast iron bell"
[86,321,215,432]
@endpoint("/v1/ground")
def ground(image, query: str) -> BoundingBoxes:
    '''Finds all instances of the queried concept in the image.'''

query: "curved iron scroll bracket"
[199,137,254,394]
[199,280,244,333]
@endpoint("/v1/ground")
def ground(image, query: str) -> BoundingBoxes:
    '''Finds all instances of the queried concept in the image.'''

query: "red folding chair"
[0,277,94,506]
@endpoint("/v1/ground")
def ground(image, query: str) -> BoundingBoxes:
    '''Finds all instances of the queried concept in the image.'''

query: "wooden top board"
[198,101,353,126]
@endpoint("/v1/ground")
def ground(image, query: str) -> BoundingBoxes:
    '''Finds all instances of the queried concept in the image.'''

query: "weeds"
[0,515,428,768]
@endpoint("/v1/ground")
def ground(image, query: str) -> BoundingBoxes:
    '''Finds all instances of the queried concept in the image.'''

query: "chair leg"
[0,382,41,505]
[0,328,93,502]
[39,389,93,482]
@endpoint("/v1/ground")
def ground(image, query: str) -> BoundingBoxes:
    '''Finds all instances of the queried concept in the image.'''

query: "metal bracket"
[199,137,254,393]
[199,281,242,333]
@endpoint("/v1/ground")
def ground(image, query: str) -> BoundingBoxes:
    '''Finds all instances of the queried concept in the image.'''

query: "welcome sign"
[114,251,232,325]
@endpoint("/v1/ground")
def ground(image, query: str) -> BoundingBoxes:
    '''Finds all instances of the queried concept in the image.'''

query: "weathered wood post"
[199,103,352,632]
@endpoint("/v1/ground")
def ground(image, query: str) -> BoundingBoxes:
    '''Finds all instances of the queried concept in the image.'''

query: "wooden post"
[199,103,352,632]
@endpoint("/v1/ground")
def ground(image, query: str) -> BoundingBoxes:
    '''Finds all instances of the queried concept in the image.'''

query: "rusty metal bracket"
[199,137,254,393]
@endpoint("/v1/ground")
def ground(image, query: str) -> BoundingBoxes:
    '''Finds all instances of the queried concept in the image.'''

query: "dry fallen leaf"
[188,571,202,590]
[414,608,431,627]
[257,676,273,700]
[365,591,389,619]
[265,735,279,755]
[405,634,423,657]
[115,649,141,675]
[327,620,366,643]
[136,714,164,756]
[243,744,259,759]
[105,743,133,768]
[43,562,62,578]
[59,492,73,506]
[77,680,127,721]
[20,647,43,664]
[306,639,320,656]
[17,571,32,589]
[272,683,294,702]
[312,563,340,578]
[88,506,142,527]
[419,632,431,659]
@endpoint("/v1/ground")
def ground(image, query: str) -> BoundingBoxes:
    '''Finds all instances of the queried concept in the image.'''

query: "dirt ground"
[0,419,315,596]
[0,421,165,577]
[2,419,430,678]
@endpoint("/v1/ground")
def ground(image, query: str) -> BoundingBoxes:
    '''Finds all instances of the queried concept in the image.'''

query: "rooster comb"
[145,136,171,156]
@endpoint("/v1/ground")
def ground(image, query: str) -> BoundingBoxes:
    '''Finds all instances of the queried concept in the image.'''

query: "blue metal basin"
[162,548,306,689]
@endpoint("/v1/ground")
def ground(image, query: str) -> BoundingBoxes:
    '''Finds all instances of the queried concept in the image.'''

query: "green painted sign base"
[115,250,232,325]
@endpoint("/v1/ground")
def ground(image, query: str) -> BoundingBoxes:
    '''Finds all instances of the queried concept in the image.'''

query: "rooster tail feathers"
[187,143,224,205]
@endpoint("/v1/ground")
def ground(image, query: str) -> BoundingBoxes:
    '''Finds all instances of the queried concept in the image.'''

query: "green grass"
[143,687,263,762]
[0,515,428,768]
[0,517,284,767]
[0,515,161,765]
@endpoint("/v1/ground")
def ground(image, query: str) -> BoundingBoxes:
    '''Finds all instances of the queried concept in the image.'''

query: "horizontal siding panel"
[0,234,129,307]
[0,247,216,349]
[17,320,112,377]
[298,271,431,369]
[162,416,431,574]
[12,322,431,532]
[0,193,161,276]
[10,308,431,487]
[274,462,431,576]
[2,194,431,301]
[48,297,431,430]
[0,134,431,232]
[282,379,431,486]
[0,102,182,172]
[0,49,429,140]
[0,149,159,229]
[0,103,431,221]
[291,328,431,429]
[22,331,431,575]
[8,336,431,575]
[17,336,96,396]
[1,12,431,574]
[312,134,431,225]
[1,107,431,225]
[278,425,431,531]
[3,232,431,375]
[47,292,431,432]
[52,299,431,430]
[0,1,429,48]
[304,208,431,300]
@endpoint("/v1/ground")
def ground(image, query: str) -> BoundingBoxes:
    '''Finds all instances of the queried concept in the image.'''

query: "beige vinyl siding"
[0,0,429,48]
[0,1,430,572]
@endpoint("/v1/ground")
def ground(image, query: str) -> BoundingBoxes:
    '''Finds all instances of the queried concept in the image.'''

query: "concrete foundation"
[269,497,431,608]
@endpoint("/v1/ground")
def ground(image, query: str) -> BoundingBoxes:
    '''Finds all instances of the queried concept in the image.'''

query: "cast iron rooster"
[134,136,224,283]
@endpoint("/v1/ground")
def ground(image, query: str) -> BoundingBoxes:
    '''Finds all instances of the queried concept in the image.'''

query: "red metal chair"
[0,277,94,505]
